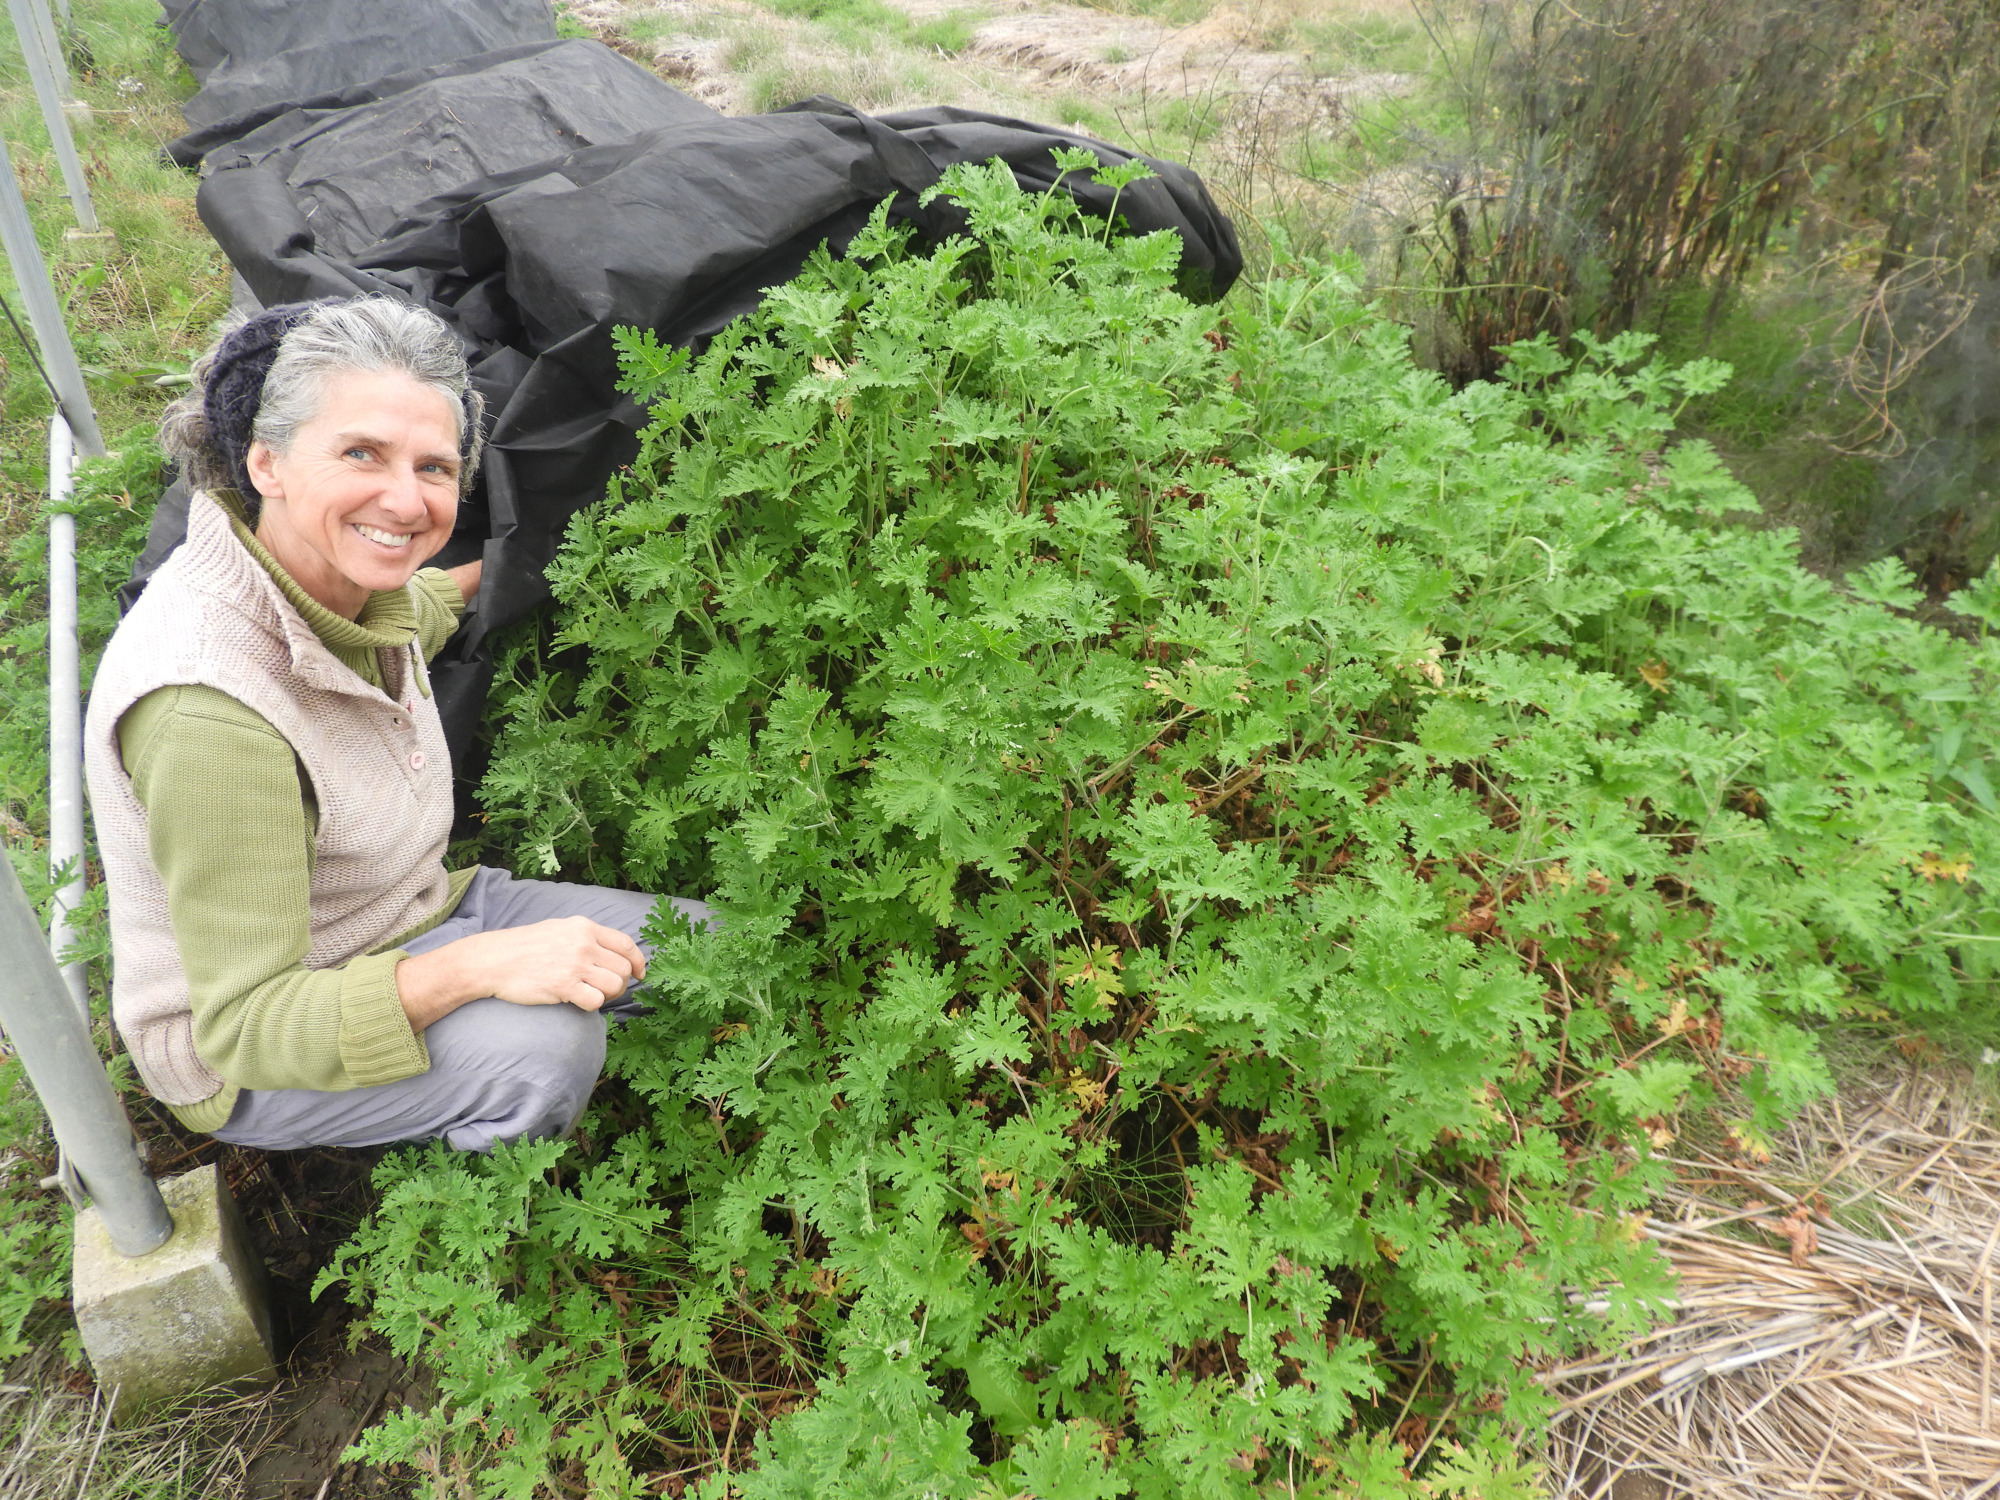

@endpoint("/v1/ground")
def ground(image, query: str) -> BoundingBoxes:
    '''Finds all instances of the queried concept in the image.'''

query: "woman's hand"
[395,917,647,1032]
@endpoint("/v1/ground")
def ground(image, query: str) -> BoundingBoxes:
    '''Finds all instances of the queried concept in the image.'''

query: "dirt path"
[567,0,1408,150]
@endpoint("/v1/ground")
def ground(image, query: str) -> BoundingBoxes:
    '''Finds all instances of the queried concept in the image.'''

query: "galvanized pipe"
[23,0,70,105]
[0,128,103,455]
[47,412,86,1018]
[5,0,94,231]
[0,855,173,1256]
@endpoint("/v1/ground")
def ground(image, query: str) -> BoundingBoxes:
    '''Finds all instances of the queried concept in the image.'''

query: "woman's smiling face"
[246,367,463,619]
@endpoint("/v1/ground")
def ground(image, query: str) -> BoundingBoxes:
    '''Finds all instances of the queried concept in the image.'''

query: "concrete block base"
[73,1163,277,1419]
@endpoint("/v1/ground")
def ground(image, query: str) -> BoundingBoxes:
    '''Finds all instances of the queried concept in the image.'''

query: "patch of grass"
[1649,278,1849,446]
[623,10,728,44]
[746,52,915,111]
[1292,8,1434,74]
[721,29,783,77]
[551,1,596,41]
[763,0,930,53]
[910,11,979,57]
[1052,92,1121,140]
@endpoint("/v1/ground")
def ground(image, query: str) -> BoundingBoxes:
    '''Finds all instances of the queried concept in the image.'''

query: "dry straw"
[1544,1066,2000,1499]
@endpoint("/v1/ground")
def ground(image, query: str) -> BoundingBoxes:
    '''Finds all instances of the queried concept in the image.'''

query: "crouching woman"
[85,296,706,1152]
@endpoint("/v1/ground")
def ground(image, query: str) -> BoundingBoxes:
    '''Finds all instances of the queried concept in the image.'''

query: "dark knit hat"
[201,300,331,501]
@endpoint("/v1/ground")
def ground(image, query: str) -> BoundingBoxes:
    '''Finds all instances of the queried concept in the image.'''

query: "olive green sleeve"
[411,567,466,663]
[117,685,430,1094]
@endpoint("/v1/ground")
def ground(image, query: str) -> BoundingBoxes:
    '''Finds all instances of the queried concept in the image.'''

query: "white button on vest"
[409,751,426,770]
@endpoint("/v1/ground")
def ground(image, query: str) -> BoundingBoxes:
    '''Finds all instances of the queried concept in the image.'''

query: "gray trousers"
[210,867,711,1153]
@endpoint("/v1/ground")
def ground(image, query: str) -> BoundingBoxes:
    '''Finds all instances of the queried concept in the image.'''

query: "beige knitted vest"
[84,491,456,1105]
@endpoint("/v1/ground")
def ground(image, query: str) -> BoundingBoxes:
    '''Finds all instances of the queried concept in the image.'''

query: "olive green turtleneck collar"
[215,489,421,693]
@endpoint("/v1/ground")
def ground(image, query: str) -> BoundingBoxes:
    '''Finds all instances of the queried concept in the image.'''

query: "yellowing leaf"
[1912,852,1973,883]
[1055,943,1124,1018]
[1638,660,1670,692]
[1657,995,1689,1037]
[1726,1121,1774,1164]
[1067,1074,1109,1111]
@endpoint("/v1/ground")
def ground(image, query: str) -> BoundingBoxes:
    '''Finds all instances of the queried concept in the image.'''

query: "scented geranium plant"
[323,157,1999,1499]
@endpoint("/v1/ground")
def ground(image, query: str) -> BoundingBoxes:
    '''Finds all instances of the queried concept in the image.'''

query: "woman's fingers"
[530,919,643,1007]
[580,961,633,1000]
[572,922,646,992]
[596,923,647,981]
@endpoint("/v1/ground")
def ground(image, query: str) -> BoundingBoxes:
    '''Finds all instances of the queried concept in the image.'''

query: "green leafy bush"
[326,159,1999,1497]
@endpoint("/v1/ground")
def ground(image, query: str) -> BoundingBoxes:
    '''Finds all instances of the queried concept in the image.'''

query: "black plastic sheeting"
[139,6,1242,789]
[158,0,558,133]
[175,41,717,257]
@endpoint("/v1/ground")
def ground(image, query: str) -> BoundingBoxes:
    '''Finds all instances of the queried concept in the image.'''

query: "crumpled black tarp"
[174,40,716,257]
[158,0,557,132]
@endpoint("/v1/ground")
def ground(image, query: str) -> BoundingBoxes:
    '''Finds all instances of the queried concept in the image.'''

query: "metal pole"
[25,0,70,104]
[47,412,87,1019]
[0,129,103,455]
[6,0,93,231]
[0,856,173,1256]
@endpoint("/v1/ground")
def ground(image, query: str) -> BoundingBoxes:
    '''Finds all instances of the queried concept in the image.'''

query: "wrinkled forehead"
[304,366,465,449]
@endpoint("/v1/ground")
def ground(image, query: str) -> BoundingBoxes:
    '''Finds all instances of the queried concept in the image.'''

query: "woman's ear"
[245,440,284,500]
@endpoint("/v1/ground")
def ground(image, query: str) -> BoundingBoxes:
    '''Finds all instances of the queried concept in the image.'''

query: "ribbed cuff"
[420,566,466,619]
[338,949,430,1087]
[168,1083,240,1135]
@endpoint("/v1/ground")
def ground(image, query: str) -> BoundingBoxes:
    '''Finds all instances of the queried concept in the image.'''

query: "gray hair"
[161,296,486,521]
[256,298,484,482]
